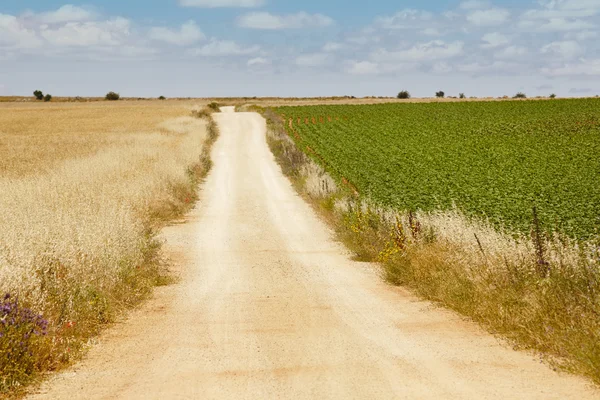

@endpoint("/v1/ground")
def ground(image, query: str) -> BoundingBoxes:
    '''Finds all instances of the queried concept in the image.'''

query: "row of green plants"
[260,105,600,385]
[275,99,600,240]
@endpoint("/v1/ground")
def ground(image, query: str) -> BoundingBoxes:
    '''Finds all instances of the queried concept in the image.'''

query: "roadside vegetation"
[260,100,600,384]
[0,101,219,395]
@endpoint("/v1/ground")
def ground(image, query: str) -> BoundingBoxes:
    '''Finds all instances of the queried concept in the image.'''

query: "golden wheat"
[0,101,213,392]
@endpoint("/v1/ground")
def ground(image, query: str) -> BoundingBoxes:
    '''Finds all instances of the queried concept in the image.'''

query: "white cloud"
[0,14,42,49]
[38,5,95,24]
[481,32,510,48]
[40,17,131,47]
[178,0,265,7]
[467,8,510,26]
[519,17,595,31]
[149,21,205,46]
[542,59,600,76]
[432,62,453,73]
[295,53,330,67]
[188,39,259,56]
[372,40,464,62]
[494,45,527,59]
[460,0,492,10]
[421,28,440,36]
[247,57,269,66]
[322,42,346,52]
[524,0,600,19]
[565,30,598,40]
[346,61,379,75]
[541,40,584,58]
[375,9,433,29]
[237,12,333,29]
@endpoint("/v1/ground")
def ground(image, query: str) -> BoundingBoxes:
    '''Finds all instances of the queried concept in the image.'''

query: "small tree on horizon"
[43,94,52,102]
[513,92,527,99]
[459,93,466,99]
[397,90,411,99]
[159,96,166,100]
[33,90,44,100]
[436,91,445,98]
[549,93,557,99]
[105,91,120,101]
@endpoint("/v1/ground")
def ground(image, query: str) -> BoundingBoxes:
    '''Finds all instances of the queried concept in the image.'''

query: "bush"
[158,96,166,100]
[207,102,220,111]
[513,92,527,99]
[43,94,52,102]
[33,90,44,101]
[550,93,557,99]
[459,93,466,99]
[435,91,445,98]
[397,90,411,99]
[105,92,120,101]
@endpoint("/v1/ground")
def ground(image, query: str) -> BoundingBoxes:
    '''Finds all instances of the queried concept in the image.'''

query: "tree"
[105,91,120,101]
[513,92,527,99]
[397,90,411,99]
[43,94,52,102]
[436,91,445,98]
[549,93,556,99]
[459,93,466,99]
[33,90,44,100]
[158,96,166,100]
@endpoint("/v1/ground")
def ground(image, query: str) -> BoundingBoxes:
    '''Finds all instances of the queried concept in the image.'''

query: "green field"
[275,99,600,240]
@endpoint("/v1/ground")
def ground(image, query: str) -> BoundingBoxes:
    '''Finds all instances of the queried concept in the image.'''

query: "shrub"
[397,90,411,99]
[459,93,466,99]
[43,94,52,102]
[513,92,527,99]
[105,92,120,101]
[435,91,445,98]
[33,90,44,101]
[550,93,557,99]
[207,102,220,111]
[158,96,166,100]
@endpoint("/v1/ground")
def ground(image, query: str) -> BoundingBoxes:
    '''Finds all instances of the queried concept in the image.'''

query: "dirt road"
[30,108,598,399]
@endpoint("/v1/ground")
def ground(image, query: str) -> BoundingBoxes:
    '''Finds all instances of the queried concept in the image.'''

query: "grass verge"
[260,107,600,385]
[0,107,220,397]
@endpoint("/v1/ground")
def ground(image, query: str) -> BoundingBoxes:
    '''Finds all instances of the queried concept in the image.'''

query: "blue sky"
[1,0,599,97]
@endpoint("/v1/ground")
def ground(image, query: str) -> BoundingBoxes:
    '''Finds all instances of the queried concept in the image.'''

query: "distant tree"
[159,96,166,100]
[549,93,556,99]
[459,93,466,99]
[105,91,120,101]
[436,91,445,98]
[397,90,411,99]
[43,94,52,102]
[33,90,44,100]
[513,92,527,99]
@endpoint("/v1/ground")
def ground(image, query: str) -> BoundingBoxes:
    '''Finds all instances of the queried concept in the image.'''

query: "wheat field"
[0,100,212,390]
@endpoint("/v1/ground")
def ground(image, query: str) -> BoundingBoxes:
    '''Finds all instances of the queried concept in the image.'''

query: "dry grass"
[263,108,600,386]
[0,101,215,394]
[0,100,206,177]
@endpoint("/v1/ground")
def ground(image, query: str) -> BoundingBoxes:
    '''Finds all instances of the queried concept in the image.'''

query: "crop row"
[275,99,600,240]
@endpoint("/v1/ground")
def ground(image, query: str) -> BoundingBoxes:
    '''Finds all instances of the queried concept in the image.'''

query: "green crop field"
[275,99,600,240]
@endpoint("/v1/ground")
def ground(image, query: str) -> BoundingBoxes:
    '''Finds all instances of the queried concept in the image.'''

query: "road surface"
[30,107,598,399]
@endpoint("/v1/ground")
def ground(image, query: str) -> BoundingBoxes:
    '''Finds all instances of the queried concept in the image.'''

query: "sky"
[1,0,599,97]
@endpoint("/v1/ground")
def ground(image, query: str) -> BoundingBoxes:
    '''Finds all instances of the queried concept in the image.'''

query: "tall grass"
[262,108,600,385]
[0,104,217,394]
